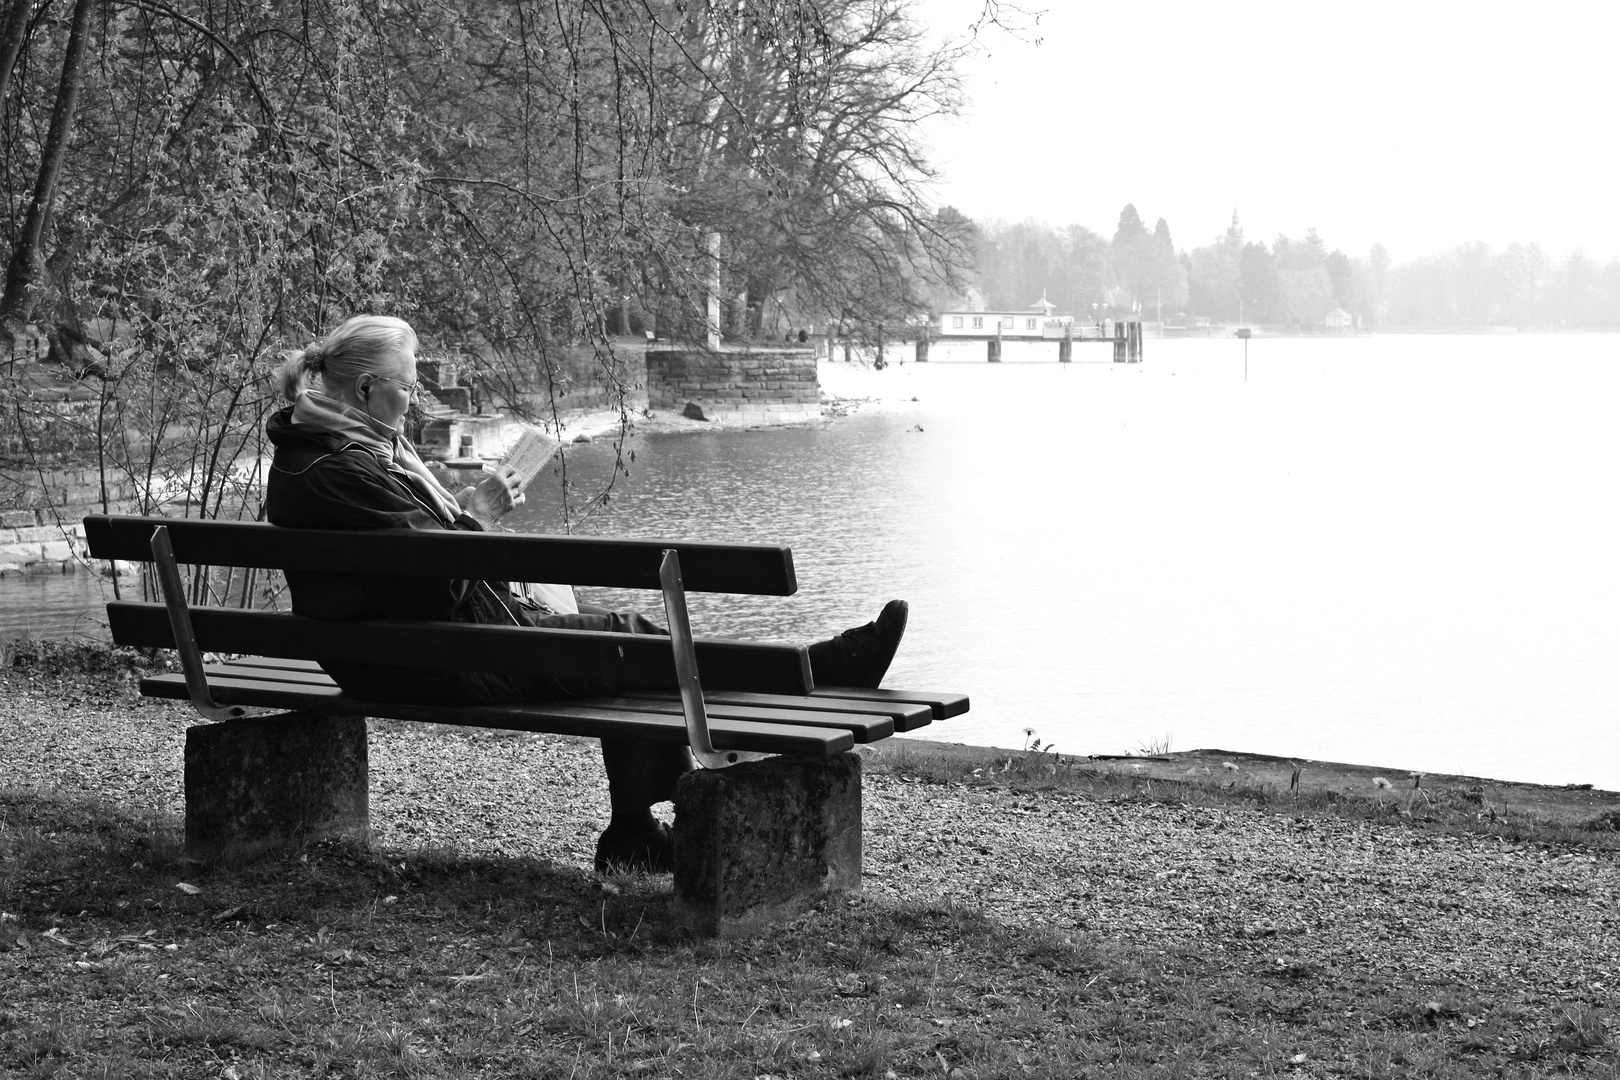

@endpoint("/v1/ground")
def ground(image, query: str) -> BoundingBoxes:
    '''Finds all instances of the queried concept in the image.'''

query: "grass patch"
[0,635,162,678]
[3,789,1617,1077]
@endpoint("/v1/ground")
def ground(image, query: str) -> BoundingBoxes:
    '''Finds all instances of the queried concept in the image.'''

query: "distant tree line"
[1380,243,1620,329]
[962,204,1186,323]
[966,209,1620,331]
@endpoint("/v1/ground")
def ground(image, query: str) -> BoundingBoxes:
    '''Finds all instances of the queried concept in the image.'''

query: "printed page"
[502,425,562,492]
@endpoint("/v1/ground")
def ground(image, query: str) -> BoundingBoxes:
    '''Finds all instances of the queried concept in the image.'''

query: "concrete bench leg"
[672,751,862,936]
[184,713,370,859]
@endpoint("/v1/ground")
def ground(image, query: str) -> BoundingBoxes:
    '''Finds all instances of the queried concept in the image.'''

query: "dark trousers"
[514,604,690,814]
[326,603,688,814]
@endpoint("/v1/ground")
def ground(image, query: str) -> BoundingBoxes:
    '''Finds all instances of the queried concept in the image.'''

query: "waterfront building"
[935,292,1074,339]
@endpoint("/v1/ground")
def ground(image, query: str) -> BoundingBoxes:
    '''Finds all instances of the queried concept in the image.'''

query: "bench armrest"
[660,549,763,770]
[149,525,247,722]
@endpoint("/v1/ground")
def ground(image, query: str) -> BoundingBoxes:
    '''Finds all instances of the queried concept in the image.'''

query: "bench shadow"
[0,788,695,955]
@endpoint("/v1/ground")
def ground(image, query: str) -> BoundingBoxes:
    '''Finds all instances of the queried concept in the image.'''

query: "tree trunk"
[0,0,95,333]
[0,0,37,110]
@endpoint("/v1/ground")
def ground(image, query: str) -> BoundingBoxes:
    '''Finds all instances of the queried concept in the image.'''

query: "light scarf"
[288,391,580,616]
[290,391,465,525]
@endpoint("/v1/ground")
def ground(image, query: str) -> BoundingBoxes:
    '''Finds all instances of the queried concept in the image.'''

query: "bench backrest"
[84,515,797,595]
[83,515,814,696]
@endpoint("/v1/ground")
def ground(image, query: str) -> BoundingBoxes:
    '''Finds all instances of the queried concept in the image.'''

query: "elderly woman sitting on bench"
[264,314,908,873]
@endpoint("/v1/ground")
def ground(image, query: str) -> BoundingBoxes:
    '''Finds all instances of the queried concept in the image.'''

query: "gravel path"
[864,782,1617,1000]
[5,659,1617,1011]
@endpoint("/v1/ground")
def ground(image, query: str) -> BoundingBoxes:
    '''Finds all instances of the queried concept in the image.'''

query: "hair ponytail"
[276,316,417,403]
[276,341,332,402]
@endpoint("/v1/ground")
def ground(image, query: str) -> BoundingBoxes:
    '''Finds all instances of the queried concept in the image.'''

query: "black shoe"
[824,599,908,688]
[594,820,674,874]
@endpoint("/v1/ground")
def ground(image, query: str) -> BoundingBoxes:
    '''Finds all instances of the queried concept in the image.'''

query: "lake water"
[9,333,1619,790]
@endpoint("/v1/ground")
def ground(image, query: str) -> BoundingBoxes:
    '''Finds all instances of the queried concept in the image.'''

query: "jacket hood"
[266,402,389,474]
[266,399,464,525]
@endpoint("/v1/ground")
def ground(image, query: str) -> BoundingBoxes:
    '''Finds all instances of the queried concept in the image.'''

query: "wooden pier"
[913,320,1144,364]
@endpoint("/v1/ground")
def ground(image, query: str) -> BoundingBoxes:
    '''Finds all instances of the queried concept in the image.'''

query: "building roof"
[940,310,1067,318]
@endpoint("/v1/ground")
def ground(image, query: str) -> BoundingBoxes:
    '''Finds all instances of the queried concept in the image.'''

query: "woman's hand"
[460,463,525,528]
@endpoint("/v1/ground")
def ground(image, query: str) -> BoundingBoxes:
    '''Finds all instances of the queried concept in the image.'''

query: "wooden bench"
[83,514,968,933]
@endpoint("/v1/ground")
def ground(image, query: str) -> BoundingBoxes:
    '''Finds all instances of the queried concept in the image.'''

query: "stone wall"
[0,464,140,572]
[6,327,50,366]
[417,346,652,459]
[425,344,650,419]
[1,381,101,459]
[0,511,84,571]
[646,346,820,425]
[1,372,138,571]
[543,346,650,414]
[1,504,90,572]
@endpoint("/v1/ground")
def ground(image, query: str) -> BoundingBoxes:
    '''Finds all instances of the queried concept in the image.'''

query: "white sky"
[914,0,1620,263]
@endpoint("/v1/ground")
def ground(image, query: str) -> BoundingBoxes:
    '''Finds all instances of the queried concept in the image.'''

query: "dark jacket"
[265,406,524,703]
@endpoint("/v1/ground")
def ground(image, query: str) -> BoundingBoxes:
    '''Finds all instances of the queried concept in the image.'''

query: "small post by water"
[1237,327,1251,381]
[1059,323,1072,363]
[705,232,722,349]
[988,328,1002,363]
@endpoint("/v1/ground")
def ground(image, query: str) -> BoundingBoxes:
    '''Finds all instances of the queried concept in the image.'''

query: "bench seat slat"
[188,664,338,687]
[502,697,893,742]
[170,663,896,743]
[182,660,936,736]
[226,656,324,673]
[208,654,965,718]
[137,674,853,756]
[85,515,796,595]
[629,690,935,733]
[210,654,946,731]
[108,603,812,695]
[810,686,971,721]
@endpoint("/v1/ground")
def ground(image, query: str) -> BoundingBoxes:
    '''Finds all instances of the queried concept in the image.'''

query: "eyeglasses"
[371,376,422,400]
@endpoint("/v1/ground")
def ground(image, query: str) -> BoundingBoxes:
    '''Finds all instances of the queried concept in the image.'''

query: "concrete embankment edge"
[864,737,1620,820]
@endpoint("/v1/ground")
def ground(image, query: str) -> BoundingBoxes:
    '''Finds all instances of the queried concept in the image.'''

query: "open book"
[501,425,562,493]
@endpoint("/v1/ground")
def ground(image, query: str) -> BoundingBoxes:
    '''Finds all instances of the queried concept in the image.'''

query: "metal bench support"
[659,548,764,770]
[149,525,246,723]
